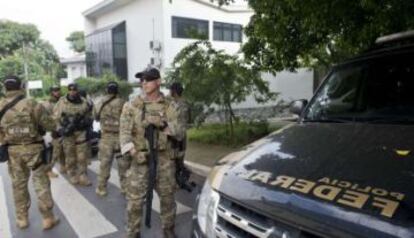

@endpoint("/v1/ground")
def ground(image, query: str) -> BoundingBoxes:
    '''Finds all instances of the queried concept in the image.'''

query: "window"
[172,16,209,39]
[213,22,242,42]
[85,21,128,80]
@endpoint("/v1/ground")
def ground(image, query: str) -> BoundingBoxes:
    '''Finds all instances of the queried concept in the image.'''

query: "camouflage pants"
[126,151,177,237]
[46,138,65,173]
[62,131,89,179]
[97,134,131,191]
[7,144,54,220]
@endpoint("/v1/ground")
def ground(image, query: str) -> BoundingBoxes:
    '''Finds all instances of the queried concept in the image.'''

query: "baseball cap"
[135,67,161,81]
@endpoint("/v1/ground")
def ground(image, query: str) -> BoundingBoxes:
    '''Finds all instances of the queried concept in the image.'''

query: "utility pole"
[22,42,30,98]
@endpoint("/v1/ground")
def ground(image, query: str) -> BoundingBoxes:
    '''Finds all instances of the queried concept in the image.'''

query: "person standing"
[0,76,59,230]
[41,85,65,177]
[168,82,189,162]
[120,68,183,238]
[54,83,93,186]
[95,81,130,196]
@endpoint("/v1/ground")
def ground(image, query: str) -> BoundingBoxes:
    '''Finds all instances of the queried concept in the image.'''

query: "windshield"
[304,51,414,124]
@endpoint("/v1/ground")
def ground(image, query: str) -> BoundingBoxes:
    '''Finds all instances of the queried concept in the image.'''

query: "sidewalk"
[184,141,239,177]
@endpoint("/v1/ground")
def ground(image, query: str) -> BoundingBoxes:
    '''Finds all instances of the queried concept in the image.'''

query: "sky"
[0,0,102,58]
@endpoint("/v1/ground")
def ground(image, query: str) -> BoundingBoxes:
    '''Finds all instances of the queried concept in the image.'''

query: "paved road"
[0,159,205,238]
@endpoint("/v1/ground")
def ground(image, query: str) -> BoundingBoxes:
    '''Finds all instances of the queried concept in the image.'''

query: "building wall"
[232,69,314,109]
[86,0,164,82]
[66,62,87,81]
[84,0,314,108]
[162,0,252,70]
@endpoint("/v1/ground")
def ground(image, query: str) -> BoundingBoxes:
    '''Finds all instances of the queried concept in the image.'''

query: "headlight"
[197,180,220,237]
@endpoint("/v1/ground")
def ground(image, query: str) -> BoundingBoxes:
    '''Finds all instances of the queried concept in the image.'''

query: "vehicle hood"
[217,123,414,237]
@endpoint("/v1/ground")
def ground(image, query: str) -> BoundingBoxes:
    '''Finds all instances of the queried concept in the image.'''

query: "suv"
[192,31,414,238]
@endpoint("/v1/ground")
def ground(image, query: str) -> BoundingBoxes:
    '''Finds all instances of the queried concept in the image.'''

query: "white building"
[83,0,314,105]
[60,54,87,85]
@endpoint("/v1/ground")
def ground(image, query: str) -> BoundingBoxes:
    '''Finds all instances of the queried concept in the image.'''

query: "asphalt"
[0,159,206,238]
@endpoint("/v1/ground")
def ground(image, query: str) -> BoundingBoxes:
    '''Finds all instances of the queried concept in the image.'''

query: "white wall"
[66,62,87,81]
[162,0,252,71]
[86,0,164,82]
[232,69,314,109]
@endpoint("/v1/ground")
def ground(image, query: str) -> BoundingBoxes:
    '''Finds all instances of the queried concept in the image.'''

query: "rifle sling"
[0,94,25,122]
[97,95,116,120]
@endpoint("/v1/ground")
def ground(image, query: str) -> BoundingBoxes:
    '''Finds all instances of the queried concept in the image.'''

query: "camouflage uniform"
[54,96,93,185]
[0,90,57,226]
[120,94,183,237]
[168,96,189,161]
[95,94,130,195]
[42,96,65,173]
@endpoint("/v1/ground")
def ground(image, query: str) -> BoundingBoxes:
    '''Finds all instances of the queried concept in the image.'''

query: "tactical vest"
[132,96,173,151]
[1,98,41,144]
[59,97,90,119]
[100,96,125,133]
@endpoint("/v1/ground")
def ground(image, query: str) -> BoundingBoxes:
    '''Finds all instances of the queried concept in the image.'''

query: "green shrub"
[76,72,133,99]
[188,121,277,147]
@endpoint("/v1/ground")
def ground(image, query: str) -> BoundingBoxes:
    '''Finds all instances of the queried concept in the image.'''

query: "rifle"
[168,136,195,192]
[175,159,196,192]
[144,124,158,228]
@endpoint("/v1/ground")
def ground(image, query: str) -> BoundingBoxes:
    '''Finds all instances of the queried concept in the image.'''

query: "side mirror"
[290,99,308,116]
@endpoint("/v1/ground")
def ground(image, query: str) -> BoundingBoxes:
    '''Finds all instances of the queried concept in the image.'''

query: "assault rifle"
[144,124,158,228]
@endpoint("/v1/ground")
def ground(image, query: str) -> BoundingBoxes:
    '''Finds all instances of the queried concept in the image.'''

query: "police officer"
[168,82,189,161]
[95,81,130,196]
[54,83,93,186]
[120,68,182,238]
[0,76,59,230]
[42,85,65,177]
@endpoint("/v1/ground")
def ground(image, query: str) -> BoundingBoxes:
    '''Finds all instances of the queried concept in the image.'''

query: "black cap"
[135,67,160,81]
[49,85,60,92]
[107,81,119,94]
[68,83,78,91]
[3,75,22,91]
[169,82,184,96]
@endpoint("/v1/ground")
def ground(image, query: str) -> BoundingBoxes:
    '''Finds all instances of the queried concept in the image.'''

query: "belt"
[8,141,44,147]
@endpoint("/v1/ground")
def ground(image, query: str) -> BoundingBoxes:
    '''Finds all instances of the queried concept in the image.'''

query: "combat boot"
[95,186,107,197]
[42,216,60,230]
[16,215,29,229]
[59,165,67,174]
[48,171,59,178]
[78,175,92,186]
[163,227,177,238]
[69,176,79,185]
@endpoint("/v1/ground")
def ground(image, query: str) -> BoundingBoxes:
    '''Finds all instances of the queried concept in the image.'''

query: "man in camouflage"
[120,68,184,238]
[95,81,130,197]
[54,83,93,186]
[41,85,65,177]
[168,82,189,161]
[0,76,59,230]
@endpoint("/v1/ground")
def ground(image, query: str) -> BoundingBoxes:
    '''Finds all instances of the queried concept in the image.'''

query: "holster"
[0,144,9,163]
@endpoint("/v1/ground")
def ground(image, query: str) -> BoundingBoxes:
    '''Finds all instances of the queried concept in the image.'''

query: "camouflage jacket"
[169,97,189,142]
[94,94,125,134]
[41,96,59,115]
[119,93,183,154]
[53,95,92,130]
[0,90,54,145]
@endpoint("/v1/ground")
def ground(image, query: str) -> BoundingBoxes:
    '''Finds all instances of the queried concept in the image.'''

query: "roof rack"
[375,30,414,45]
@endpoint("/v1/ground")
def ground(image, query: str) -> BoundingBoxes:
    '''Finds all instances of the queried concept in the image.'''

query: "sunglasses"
[68,88,78,91]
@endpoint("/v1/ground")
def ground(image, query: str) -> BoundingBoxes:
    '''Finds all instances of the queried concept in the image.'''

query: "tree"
[166,41,277,139]
[215,0,414,72]
[0,20,40,59]
[0,20,64,97]
[66,31,85,53]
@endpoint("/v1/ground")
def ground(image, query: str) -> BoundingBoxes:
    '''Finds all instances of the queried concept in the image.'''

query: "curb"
[185,161,212,177]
